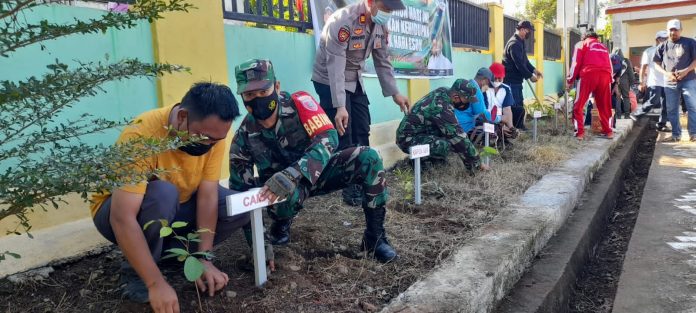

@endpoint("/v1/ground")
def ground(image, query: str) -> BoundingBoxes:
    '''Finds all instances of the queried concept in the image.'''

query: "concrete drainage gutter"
[381,120,634,313]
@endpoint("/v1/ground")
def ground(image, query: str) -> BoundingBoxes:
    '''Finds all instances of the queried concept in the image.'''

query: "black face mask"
[244,90,279,121]
[524,31,531,40]
[177,115,214,156]
[450,92,471,111]
[179,142,213,156]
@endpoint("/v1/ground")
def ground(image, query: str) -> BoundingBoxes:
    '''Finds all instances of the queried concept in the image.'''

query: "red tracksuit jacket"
[567,37,612,85]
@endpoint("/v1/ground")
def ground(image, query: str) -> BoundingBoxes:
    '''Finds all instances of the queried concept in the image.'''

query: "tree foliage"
[0,0,195,243]
[523,0,556,28]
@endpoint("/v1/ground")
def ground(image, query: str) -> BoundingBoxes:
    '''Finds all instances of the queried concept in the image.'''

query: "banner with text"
[310,0,453,77]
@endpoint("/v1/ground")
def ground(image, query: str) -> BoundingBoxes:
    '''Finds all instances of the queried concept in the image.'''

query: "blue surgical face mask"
[373,9,391,25]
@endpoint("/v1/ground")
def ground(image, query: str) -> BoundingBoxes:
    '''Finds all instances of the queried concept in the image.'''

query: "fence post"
[533,19,545,101]
[408,79,430,104]
[487,3,504,62]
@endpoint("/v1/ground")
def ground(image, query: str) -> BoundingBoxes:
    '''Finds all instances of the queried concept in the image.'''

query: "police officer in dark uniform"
[502,20,543,131]
[312,0,410,206]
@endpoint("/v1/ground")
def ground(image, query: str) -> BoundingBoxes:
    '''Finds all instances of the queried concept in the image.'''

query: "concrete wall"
[626,18,696,49]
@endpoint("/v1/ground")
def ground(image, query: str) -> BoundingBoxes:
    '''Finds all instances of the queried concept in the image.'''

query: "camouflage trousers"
[396,135,452,161]
[268,146,388,220]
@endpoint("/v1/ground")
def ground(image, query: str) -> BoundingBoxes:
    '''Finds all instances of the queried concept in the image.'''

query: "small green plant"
[143,219,212,311]
[393,167,414,201]
[479,146,499,159]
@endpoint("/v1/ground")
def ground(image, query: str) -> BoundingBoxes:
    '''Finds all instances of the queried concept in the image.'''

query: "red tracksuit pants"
[574,71,613,137]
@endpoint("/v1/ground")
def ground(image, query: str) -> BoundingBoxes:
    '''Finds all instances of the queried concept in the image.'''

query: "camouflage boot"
[269,218,293,246]
[342,184,363,207]
[361,207,398,263]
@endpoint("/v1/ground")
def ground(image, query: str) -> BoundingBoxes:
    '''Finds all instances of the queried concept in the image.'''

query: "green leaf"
[159,219,169,227]
[161,254,179,261]
[173,235,187,242]
[7,252,20,259]
[187,233,200,240]
[171,221,188,229]
[159,227,173,238]
[178,255,187,262]
[197,228,212,234]
[482,146,499,155]
[184,256,204,282]
[164,248,189,257]
[188,239,202,243]
[143,220,155,230]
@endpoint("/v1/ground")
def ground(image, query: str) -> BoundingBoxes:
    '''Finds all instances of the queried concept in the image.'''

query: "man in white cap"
[632,30,669,131]
[653,19,696,142]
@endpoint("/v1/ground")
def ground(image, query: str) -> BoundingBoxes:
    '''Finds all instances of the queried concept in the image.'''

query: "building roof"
[606,0,696,14]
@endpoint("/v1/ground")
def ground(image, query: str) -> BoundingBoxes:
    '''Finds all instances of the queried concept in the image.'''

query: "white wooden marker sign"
[533,111,542,143]
[226,188,286,287]
[409,144,430,205]
[483,123,494,166]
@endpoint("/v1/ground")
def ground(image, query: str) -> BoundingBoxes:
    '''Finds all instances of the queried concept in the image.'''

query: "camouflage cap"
[451,79,478,103]
[235,59,276,94]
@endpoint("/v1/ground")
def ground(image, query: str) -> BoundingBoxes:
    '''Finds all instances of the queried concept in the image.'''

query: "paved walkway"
[613,129,696,313]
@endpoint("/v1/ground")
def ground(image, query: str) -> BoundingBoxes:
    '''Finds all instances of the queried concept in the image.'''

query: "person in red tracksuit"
[567,31,614,140]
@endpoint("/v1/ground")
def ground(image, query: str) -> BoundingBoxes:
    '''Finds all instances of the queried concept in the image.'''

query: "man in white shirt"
[632,30,669,131]
[427,38,453,71]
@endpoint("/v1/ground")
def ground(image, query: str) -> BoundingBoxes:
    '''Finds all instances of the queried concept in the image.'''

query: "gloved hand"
[263,170,297,201]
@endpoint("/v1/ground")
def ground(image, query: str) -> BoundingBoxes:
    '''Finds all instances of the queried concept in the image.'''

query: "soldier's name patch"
[351,35,365,40]
[338,27,350,42]
[302,114,333,138]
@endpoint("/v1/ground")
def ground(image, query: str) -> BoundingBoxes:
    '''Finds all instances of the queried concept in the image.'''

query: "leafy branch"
[1,0,194,57]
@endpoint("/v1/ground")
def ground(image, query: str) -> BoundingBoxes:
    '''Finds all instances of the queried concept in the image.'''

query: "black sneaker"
[656,125,672,132]
[691,135,696,142]
[119,266,149,304]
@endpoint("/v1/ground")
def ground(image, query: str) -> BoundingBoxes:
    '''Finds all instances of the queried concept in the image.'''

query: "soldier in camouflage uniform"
[396,79,484,172]
[230,59,397,263]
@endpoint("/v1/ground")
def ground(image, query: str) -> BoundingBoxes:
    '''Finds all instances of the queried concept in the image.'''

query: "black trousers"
[313,81,371,150]
[93,181,249,264]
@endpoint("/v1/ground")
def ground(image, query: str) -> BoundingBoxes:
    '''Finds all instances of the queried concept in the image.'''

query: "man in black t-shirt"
[653,19,696,142]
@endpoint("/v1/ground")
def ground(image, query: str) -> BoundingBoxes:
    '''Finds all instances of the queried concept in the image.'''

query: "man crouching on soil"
[91,82,248,313]
[229,59,398,263]
[396,78,489,173]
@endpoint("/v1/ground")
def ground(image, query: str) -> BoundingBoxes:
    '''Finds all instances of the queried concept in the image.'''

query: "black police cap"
[516,20,535,31]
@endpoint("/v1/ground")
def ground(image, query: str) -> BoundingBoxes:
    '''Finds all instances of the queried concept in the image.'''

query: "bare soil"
[1,122,582,313]
[567,126,657,313]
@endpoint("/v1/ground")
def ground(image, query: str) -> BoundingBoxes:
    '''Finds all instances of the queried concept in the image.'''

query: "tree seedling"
[143,219,212,311]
